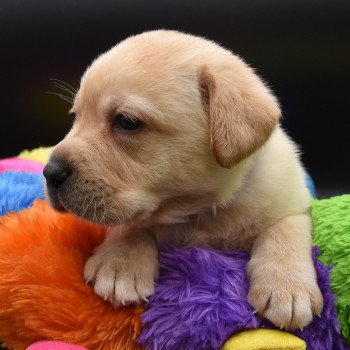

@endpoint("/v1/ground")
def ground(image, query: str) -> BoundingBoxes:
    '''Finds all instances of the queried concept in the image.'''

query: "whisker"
[81,193,88,218]
[69,196,78,215]
[96,193,106,223]
[47,91,73,104]
[97,194,105,209]
[52,82,76,97]
[47,181,57,193]
[108,197,126,224]
[168,197,187,211]
[82,194,95,218]
[49,78,77,94]
[100,192,106,223]
[106,203,120,224]
[93,200,97,222]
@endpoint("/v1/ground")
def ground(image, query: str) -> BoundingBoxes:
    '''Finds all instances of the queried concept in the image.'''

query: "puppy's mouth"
[46,182,215,227]
[46,182,105,222]
[45,180,148,226]
[45,183,68,213]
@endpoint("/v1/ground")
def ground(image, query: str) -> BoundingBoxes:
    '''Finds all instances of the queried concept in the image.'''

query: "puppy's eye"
[113,114,144,131]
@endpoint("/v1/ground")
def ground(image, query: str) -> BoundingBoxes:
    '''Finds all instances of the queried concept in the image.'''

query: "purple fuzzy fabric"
[139,246,346,350]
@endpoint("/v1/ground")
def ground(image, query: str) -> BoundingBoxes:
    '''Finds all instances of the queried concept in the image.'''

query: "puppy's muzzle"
[43,158,72,190]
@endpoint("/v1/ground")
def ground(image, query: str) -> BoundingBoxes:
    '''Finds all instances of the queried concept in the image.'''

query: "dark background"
[1,0,349,198]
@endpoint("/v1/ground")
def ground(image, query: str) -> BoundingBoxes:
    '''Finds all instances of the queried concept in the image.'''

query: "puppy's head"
[44,30,280,225]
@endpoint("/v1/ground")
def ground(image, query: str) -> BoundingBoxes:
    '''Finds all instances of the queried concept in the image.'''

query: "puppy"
[44,30,323,329]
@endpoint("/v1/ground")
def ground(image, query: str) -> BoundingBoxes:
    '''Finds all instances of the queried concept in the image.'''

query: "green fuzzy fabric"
[312,195,350,343]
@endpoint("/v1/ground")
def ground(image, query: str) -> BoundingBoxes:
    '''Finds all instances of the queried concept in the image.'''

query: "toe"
[94,265,116,302]
[263,291,293,328]
[114,276,140,306]
[310,287,324,316]
[84,256,102,284]
[135,277,155,301]
[248,286,271,314]
[290,293,313,329]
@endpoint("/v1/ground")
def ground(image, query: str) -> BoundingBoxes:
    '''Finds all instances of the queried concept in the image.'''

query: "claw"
[141,296,149,303]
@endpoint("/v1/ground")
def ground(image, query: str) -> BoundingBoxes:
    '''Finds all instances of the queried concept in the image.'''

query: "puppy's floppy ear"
[200,58,281,168]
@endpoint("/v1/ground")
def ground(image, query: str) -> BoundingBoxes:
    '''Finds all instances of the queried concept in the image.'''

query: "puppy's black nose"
[43,159,72,189]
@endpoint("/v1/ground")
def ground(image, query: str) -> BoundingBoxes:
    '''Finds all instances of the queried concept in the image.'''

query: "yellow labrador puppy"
[44,30,323,329]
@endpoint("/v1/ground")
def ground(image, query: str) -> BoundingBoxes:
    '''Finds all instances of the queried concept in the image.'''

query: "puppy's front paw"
[84,250,159,307]
[248,266,323,329]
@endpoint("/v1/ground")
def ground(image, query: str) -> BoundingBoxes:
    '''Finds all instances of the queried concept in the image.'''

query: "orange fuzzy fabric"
[0,200,144,350]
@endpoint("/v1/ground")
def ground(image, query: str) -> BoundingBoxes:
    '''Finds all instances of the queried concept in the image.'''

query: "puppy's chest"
[154,211,262,251]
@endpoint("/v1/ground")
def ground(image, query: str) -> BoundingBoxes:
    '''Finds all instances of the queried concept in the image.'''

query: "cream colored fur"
[47,30,323,329]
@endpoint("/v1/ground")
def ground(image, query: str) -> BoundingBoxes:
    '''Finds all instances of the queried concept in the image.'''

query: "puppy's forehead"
[74,34,206,112]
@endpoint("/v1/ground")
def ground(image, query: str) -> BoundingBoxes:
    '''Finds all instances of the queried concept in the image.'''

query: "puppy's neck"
[148,154,258,225]
[149,192,217,225]
[211,152,258,206]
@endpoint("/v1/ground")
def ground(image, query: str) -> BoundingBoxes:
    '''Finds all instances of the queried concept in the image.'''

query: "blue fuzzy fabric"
[0,171,44,216]
[306,172,317,198]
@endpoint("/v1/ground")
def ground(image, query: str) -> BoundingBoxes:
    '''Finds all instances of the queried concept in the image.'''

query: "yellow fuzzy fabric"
[222,329,306,350]
[18,147,53,164]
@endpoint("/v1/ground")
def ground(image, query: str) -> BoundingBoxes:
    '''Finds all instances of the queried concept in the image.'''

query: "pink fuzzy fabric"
[0,158,44,173]
[26,340,88,350]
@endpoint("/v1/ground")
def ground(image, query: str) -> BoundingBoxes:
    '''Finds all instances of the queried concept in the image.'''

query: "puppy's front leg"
[247,214,323,329]
[84,226,159,307]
